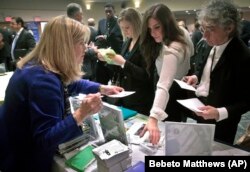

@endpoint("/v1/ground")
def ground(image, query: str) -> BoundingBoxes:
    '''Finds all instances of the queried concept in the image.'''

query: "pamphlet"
[174,79,196,91]
[107,91,135,98]
[177,98,205,113]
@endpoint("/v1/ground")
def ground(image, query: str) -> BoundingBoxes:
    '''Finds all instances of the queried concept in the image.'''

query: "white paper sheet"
[107,91,135,98]
[177,98,205,113]
[174,79,196,92]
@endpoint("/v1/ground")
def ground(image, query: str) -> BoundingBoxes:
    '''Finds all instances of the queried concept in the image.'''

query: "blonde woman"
[0,15,122,171]
[96,7,154,115]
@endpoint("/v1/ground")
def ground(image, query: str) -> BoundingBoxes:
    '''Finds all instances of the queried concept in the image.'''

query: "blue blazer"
[0,64,100,171]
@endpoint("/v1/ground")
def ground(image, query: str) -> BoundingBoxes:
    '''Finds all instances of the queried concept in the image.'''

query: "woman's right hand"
[140,117,161,145]
[182,75,198,87]
[73,93,103,125]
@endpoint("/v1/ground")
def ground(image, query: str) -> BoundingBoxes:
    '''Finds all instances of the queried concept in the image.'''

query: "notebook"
[65,145,95,172]
[165,122,215,155]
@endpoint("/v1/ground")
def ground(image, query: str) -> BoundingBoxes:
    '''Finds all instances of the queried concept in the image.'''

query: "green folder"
[65,145,95,172]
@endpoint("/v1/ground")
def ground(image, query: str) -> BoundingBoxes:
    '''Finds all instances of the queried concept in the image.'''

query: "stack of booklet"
[57,95,98,157]
[92,139,131,172]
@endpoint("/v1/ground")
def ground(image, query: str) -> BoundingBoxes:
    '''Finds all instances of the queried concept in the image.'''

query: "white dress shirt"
[195,39,231,121]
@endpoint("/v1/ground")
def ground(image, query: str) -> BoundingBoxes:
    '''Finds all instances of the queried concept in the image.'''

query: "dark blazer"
[95,17,123,84]
[113,38,154,115]
[195,37,250,144]
[82,26,98,81]
[13,29,36,57]
[89,26,97,43]
[96,17,123,54]
[240,19,250,46]
[7,29,36,71]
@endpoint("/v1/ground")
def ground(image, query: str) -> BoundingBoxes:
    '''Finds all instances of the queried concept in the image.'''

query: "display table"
[53,114,250,172]
[0,72,13,104]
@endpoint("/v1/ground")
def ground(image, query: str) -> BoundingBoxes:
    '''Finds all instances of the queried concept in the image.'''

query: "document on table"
[107,91,135,98]
[177,98,205,113]
[174,79,196,92]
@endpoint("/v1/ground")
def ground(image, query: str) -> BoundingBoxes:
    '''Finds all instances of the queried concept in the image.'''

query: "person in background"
[239,10,250,46]
[178,20,188,31]
[0,27,12,72]
[88,18,96,27]
[189,21,204,74]
[96,3,123,53]
[182,0,250,144]
[0,15,123,172]
[67,2,97,81]
[139,3,194,144]
[0,32,5,72]
[95,3,123,85]
[87,17,98,42]
[191,21,202,48]
[95,7,154,115]
[9,17,36,71]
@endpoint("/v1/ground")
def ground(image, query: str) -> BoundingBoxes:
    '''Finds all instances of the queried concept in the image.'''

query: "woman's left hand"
[99,85,124,95]
[195,105,219,120]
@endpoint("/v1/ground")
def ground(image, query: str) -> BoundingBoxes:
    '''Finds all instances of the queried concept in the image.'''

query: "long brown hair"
[140,3,187,73]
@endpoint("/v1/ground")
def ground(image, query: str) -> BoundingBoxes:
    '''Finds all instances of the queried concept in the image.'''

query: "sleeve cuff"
[150,107,168,121]
[216,107,228,122]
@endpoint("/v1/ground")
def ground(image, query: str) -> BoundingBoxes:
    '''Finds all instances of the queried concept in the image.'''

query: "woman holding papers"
[139,3,194,144]
[95,7,154,115]
[0,16,123,172]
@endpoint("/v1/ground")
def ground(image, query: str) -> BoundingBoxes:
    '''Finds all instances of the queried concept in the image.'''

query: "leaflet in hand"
[177,98,205,113]
[107,91,135,98]
[98,48,116,64]
[174,79,196,92]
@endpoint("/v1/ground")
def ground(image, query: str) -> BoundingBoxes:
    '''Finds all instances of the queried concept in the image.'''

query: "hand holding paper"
[98,48,116,64]
[177,98,205,113]
[174,79,196,92]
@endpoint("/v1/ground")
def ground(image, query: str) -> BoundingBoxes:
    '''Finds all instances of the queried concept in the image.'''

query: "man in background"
[88,18,96,27]
[9,17,36,71]
[67,3,97,81]
[239,10,250,46]
[87,18,97,45]
[95,3,123,85]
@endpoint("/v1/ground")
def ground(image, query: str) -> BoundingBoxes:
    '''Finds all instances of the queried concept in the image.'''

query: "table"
[53,114,250,172]
[0,72,13,103]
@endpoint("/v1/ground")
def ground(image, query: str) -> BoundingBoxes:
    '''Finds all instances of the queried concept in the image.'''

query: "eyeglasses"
[200,25,216,34]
